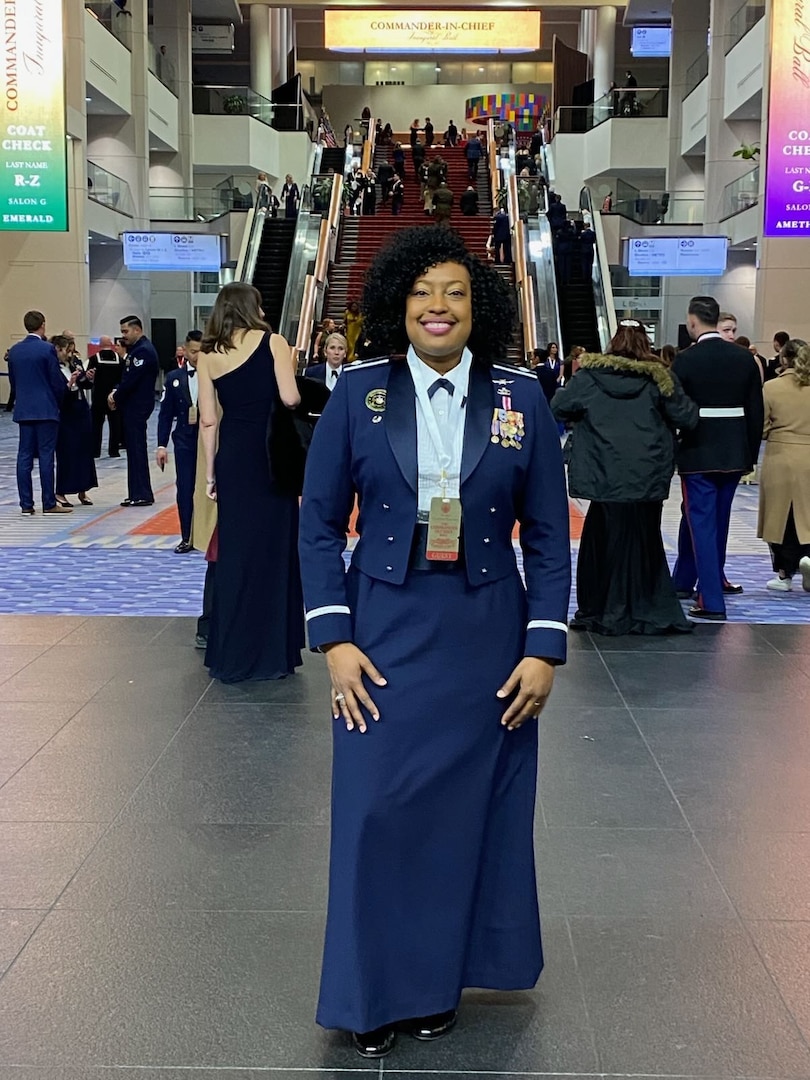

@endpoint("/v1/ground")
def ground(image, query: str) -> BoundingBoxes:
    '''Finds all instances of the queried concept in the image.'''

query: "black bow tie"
[187,368,196,377]
[428,377,455,399]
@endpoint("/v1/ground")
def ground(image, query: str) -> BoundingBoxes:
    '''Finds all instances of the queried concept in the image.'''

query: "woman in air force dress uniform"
[299,226,571,1059]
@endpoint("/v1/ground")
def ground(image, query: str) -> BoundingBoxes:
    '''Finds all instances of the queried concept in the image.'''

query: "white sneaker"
[767,577,792,592]
[799,556,810,593]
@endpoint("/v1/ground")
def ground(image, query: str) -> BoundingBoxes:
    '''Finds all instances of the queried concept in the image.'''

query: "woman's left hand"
[497,657,556,730]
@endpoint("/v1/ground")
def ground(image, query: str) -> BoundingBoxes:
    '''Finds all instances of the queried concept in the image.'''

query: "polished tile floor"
[1,615,810,1078]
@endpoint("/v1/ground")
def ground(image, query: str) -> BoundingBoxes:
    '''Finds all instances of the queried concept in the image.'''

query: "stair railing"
[361,117,377,174]
[580,185,618,348]
[236,182,271,283]
[496,128,537,359]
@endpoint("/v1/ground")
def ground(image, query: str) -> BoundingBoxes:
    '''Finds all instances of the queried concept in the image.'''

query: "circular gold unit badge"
[365,389,387,413]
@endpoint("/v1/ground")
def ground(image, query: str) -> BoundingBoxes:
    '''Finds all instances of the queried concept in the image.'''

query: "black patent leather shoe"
[722,582,744,595]
[688,606,727,622]
[406,1009,458,1041]
[351,1026,396,1058]
[174,540,194,554]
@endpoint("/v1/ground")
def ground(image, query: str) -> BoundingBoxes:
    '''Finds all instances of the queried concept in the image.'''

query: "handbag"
[267,373,331,495]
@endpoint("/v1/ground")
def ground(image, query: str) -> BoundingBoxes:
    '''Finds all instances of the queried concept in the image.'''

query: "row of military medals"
[491,385,524,450]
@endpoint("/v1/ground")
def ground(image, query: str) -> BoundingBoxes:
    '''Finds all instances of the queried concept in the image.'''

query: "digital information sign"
[123,233,222,272]
[631,27,672,58]
[0,0,68,232]
[628,237,728,277]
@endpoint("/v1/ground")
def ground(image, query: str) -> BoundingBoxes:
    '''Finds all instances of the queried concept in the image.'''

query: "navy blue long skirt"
[316,564,543,1033]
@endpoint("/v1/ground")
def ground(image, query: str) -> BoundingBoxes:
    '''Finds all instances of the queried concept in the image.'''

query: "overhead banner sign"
[325,10,541,52]
[764,0,810,235]
[0,0,68,232]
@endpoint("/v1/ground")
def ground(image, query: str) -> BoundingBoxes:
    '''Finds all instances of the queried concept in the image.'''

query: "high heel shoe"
[78,494,93,506]
[55,497,73,508]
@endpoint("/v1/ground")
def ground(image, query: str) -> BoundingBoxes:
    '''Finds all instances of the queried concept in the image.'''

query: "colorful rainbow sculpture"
[466,92,547,132]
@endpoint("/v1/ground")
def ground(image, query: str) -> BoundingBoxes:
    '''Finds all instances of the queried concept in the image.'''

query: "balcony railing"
[554,86,668,135]
[684,53,709,97]
[613,179,704,225]
[84,2,132,50]
[727,0,766,52]
[720,166,760,220]
[149,181,259,221]
[87,161,134,216]
[192,85,312,135]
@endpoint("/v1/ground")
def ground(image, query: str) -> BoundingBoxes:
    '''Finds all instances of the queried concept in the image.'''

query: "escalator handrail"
[236,182,271,284]
[580,185,618,347]
[293,174,344,363]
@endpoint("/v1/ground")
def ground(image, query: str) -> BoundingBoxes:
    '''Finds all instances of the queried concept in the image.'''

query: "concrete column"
[578,10,596,72]
[251,4,273,100]
[593,6,616,98]
[659,0,711,344]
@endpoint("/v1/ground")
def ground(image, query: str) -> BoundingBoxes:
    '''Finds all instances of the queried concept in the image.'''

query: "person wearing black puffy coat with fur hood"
[552,320,699,635]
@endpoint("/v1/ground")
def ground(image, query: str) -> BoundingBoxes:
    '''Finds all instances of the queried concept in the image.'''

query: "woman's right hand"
[324,642,387,732]
[205,479,217,501]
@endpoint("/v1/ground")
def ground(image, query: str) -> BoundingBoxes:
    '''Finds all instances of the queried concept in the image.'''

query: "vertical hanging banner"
[763,0,810,235]
[0,0,68,232]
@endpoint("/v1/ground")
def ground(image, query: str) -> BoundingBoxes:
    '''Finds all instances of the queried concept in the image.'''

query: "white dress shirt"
[406,345,472,514]
[325,364,342,392]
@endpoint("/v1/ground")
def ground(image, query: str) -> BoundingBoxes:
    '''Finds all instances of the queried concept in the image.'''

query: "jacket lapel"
[461,362,495,484]
[384,359,417,493]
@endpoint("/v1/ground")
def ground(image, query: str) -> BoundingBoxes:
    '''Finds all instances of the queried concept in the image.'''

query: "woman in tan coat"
[758,339,810,592]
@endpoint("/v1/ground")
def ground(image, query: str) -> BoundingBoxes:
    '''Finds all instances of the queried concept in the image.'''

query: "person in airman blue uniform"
[156,330,202,552]
[299,226,571,1060]
[109,315,159,506]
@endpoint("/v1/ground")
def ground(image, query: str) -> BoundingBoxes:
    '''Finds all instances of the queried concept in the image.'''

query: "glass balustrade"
[87,161,135,216]
[721,167,760,219]
[727,0,766,52]
[84,2,132,50]
[684,53,709,97]
[149,184,259,221]
[554,86,668,135]
[613,188,704,225]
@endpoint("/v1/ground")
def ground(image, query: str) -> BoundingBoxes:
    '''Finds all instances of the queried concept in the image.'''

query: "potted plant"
[223,94,247,115]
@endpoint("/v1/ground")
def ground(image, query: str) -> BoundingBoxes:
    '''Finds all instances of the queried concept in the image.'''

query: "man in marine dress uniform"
[156,330,202,552]
[87,335,126,457]
[109,315,159,507]
[672,295,765,620]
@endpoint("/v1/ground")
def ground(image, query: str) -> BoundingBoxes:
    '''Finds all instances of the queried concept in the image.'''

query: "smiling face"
[404,261,473,372]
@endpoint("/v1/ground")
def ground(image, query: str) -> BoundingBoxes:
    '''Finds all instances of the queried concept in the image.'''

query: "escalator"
[556,255,601,354]
[251,218,297,333]
[320,146,345,174]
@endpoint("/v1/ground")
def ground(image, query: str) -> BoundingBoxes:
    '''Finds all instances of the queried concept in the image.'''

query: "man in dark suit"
[156,330,202,552]
[109,315,159,507]
[672,295,765,620]
[7,310,71,516]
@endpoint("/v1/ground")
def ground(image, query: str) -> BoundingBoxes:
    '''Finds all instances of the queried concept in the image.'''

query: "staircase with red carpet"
[325,144,518,353]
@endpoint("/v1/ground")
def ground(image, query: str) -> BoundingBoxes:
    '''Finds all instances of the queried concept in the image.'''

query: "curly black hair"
[361,226,515,365]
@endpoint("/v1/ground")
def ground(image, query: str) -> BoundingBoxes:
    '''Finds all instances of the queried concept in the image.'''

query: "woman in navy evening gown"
[52,335,97,507]
[299,227,571,1059]
[197,283,305,684]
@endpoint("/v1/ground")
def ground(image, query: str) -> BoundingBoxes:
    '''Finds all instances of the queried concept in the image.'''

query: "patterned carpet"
[0,411,806,621]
